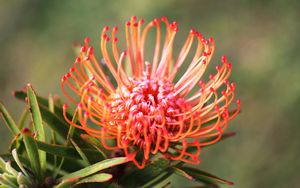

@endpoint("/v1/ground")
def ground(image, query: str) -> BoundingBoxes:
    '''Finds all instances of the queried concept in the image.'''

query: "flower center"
[108,74,189,147]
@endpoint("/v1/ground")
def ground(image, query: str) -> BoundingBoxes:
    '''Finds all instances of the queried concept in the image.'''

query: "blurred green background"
[0,0,299,187]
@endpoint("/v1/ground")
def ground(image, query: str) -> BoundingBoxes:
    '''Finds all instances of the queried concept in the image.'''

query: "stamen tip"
[104,26,110,31]
[113,26,118,32]
[84,37,90,43]
[69,67,75,72]
[84,56,90,61]
[75,57,81,63]
[161,16,167,22]
[63,103,68,109]
[87,47,94,55]
[221,55,227,63]
[80,46,87,52]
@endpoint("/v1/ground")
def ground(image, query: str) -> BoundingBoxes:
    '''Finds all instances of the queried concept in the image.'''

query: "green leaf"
[12,149,29,177]
[38,104,70,139]
[0,157,6,171]
[9,134,24,153]
[32,102,82,143]
[0,102,20,135]
[35,140,100,160]
[172,166,194,180]
[14,89,85,144]
[26,84,46,174]
[70,139,90,165]
[13,90,73,121]
[55,173,112,188]
[120,158,171,187]
[22,130,41,180]
[5,161,18,176]
[74,173,112,186]
[107,182,123,188]
[0,154,30,168]
[0,173,18,188]
[80,134,108,159]
[178,166,234,185]
[36,141,81,159]
[17,109,29,130]
[54,177,79,188]
[59,157,128,181]
[26,85,46,142]
[177,131,237,158]
[141,170,174,188]
[0,185,13,188]
[17,173,32,187]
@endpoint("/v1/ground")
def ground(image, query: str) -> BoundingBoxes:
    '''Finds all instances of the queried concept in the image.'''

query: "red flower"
[62,16,241,169]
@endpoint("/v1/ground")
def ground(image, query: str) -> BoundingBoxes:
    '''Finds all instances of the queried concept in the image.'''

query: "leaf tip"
[27,83,32,88]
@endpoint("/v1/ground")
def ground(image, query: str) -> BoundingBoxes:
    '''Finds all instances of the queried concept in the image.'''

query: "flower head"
[62,16,241,168]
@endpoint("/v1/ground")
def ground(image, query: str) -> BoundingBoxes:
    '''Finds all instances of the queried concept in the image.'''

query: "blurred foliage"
[0,0,299,187]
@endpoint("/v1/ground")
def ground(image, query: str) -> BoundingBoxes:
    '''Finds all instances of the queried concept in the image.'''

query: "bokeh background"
[0,0,299,187]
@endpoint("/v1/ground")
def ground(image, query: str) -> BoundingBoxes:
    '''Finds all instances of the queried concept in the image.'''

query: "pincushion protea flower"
[61,16,241,169]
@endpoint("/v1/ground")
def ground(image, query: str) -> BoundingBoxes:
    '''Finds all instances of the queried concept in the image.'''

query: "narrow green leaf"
[9,134,23,153]
[14,90,84,143]
[48,94,55,113]
[0,184,11,188]
[17,109,29,130]
[0,157,6,171]
[141,170,174,188]
[54,177,79,188]
[0,154,30,168]
[5,161,18,176]
[0,102,20,135]
[22,130,41,180]
[107,182,123,188]
[74,173,112,186]
[36,141,80,159]
[26,85,46,142]
[70,139,90,165]
[0,174,18,188]
[173,166,194,180]
[37,103,84,142]
[48,94,59,173]
[39,104,69,139]
[35,140,100,160]
[13,90,73,120]
[17,173,32,187]
[120,158,171,187]
[12,149,29,177]
[26,84,46,174]
[59,157,128,180]
[0,185,12,188]
[80,134,108,159]
[178,166,234,185]
[19,185,30,188]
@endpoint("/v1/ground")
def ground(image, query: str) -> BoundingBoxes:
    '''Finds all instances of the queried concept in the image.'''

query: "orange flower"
[62,16,241,169]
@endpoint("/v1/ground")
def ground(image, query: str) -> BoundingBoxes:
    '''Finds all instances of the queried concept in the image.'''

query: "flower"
[61,16,241,169]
